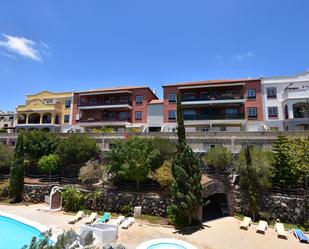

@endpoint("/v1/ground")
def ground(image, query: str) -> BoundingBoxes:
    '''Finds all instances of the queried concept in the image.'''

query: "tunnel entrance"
[202,193,229,222]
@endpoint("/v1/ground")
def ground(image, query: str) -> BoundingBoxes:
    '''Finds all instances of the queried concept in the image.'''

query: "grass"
[136,214,168,225]
[235,213,309,232]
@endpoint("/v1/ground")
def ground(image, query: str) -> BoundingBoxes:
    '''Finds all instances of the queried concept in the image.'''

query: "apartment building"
[162,78,264,132]
[16,91,73,132]
[0,111,15,133]
[72,86,158,132]
[261,71,309,131]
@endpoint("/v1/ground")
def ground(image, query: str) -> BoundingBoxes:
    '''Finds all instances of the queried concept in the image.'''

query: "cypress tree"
[9,133,25,202]
[169,93,203,227]
[272,134,292,185]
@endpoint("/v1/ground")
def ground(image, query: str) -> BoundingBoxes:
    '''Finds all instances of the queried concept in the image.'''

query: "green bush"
[120,202,133,215]
[0,143,14,173]
[204,146,232,169]
[61,186,84,212]
[0,180,9,198]
[37,154,60,181]
[153,161,174,189]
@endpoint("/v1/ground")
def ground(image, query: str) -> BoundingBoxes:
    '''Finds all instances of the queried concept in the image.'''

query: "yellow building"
[16,91,73,132]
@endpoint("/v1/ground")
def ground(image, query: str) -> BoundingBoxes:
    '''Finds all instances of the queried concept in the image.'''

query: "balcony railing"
[78,100,132,107]
[182,95,243,102]
[183,113,244,120]
[78,117,132,122]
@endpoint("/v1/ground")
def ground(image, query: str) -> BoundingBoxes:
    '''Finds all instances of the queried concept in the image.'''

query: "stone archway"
[200,179,234,222]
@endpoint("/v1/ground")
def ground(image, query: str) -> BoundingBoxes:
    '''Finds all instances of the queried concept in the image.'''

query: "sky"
[0,0,309,111]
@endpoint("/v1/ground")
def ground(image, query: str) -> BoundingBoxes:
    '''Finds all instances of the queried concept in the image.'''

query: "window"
[108,112,115,120]
[266,87,277,98]
[182,92,195,101]
[119,112,128,120]
[268,107,278,117]
[201,92,209,100]
[168,93,176,103]
[64,115,70,123]
[65,99,71,108]
[135,111,142,120]
[225,109,238,115]
[247,107,257,118]
[120,96,129,103]
[168,110,176,120]
[247,89,256,99]
[135,96,143,104]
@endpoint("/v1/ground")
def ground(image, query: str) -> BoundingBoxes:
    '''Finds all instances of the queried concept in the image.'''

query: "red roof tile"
[163,78,259,87]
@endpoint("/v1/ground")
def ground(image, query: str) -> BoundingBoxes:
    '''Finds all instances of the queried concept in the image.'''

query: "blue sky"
[0,0,309,110]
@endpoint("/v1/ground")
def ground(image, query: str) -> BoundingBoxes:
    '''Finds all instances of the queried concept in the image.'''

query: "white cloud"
[233,51,254,61]
[0,34,43,61]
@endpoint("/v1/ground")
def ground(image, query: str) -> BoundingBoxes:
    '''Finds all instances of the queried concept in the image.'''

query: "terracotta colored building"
[162,78,264,132]
[72,86,158,132]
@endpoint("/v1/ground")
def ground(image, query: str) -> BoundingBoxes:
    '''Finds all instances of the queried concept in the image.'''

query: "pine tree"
[272,134,293,185]
[168,93,204,227]
[9,133,25,202]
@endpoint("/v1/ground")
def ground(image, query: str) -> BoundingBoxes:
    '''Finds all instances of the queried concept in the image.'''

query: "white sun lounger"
[84,212,98,224]
[240,216,252,230]
[256,220,268,233]
[116,215,125,225]
[121,217,135,229]
[275,222,287,239]
[68,211,85,224]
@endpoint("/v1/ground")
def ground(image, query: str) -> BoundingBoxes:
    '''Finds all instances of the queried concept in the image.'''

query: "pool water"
[0,215,42,249]
[147,243,186,249]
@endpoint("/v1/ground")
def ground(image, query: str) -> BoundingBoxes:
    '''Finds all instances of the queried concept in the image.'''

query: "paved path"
[0,204,307,249]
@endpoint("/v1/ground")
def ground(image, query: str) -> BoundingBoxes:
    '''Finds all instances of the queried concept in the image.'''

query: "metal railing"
[183,113,245,120]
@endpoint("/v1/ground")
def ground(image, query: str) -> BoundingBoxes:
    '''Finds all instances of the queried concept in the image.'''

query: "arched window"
[28,113,41,124]
[17,114,27,124]
[42,113,52,123]
[55,114,60,124]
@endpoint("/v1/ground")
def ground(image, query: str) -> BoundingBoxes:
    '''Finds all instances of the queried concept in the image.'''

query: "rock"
[58,229,78,249]
[103,244,112,249]
[79,230,94,247]
[103,243,127,249]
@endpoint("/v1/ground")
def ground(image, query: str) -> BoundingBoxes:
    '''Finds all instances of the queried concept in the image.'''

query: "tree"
[153,160,174,190]
[61,186,84,212]
[204,146,232,170]
[23,131,59,166]
[107,137,160,189]
[0,143,14,174]
[272,134,297,185]
[149,137,176,171]
[56,134,99,169]
[37,154,60,182]
[168,94,204,227]
[79,160,109,188]
[236,146,274,220]
[9,133,25,202]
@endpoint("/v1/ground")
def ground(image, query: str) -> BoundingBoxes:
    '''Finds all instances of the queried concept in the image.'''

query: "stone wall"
[23,184,54,203]
[84,190,171,217]
[233,185,309,225]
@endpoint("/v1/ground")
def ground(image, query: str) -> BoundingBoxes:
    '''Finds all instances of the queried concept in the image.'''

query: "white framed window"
[65,99,71,108]
[64,115,70,123]
[266,87,277,98]
[268,107,278,117]
[168,93,176,103]
[247,89,256,99]
[135,111,142,120]
[247,107,257,118]
[168,110,176,120]
[135,96,143,104]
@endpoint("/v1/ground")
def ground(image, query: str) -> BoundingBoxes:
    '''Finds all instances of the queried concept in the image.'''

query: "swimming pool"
[0,212,48,249]
[136,238,198,249]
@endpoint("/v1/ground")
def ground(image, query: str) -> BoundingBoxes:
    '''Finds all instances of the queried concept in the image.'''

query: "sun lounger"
[121,217,135,229]
[84,212,98,224]
[116,215,125,225]
[275,222,287,239]
[256,220,268,233]
[240,216,252,230]
[128,217,135,224]
[293,229,309,243]
[97,212,111,224]
[68,211,85,224]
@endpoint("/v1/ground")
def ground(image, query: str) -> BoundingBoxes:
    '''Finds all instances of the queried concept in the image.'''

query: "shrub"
[79,160,109,187]
[0,128,6,133]
[0,180,9,198]
[61,186,84,212]
[37,154,60,182]
[204,146,232,170]
[120,202,133,215]
[153,161,174,189]
[0,143,14,173]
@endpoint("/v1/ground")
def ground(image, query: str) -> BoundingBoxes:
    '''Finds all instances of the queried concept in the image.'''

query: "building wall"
[243,80,264,121]
[163,86,178,124]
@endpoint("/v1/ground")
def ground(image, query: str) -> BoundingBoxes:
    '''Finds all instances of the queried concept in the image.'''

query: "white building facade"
[261,71,309,131]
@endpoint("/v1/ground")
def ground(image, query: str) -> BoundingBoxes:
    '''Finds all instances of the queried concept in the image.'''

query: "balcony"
[77,117,132,126]
[183,113,244,121]
[181,95,244,106]
[78,99,132,110]
[282,88,309,101]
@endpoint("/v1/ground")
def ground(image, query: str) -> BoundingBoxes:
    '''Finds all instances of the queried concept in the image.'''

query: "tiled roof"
[149,99,163,104]
[77,86,150,93]
[163,78,259,87]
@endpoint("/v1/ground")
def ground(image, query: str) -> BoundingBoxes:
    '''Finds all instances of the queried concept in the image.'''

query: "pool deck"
[0,203,308,249]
